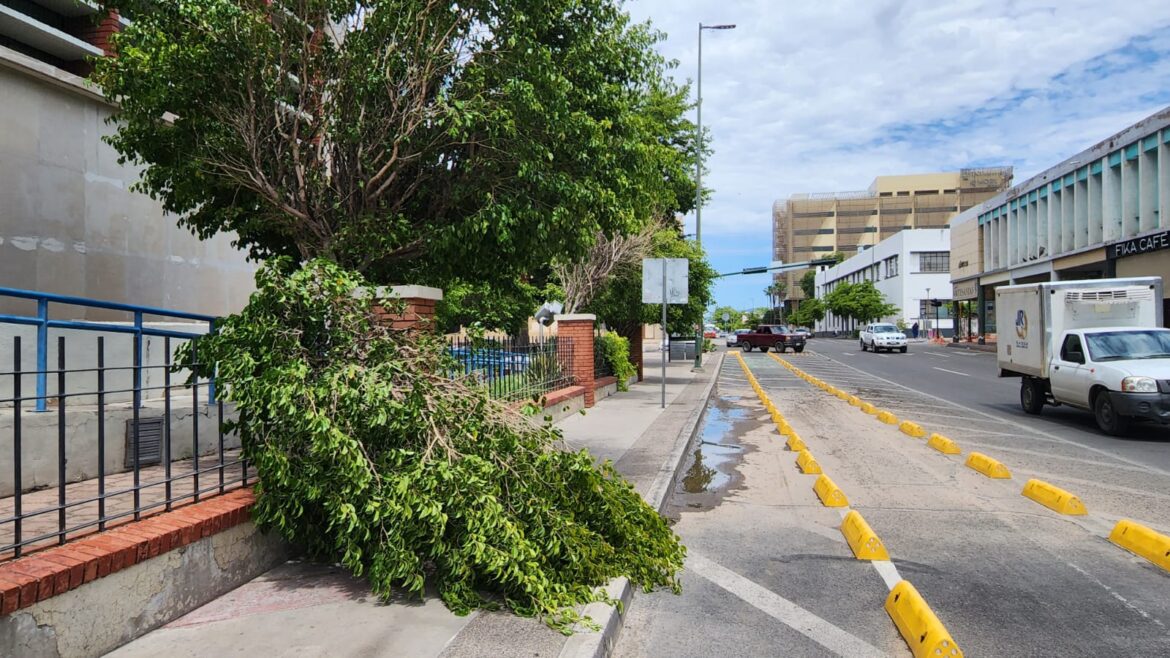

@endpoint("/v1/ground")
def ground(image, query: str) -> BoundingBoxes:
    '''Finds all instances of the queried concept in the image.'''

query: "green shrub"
[183,259,684,630]
[595,332,636,391]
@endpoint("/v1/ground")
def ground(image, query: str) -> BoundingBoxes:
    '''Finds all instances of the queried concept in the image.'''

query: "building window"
[884,255,899,278]
[920,300,951,319]
[918,252,949,273]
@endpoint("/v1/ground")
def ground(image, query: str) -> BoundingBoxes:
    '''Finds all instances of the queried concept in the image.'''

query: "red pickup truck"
[738,325,806,353]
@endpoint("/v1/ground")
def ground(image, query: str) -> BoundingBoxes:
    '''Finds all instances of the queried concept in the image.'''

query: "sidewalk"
[108,350,724,658]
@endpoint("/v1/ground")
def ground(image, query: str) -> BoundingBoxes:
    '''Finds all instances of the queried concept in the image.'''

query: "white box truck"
[997,277,1170,435]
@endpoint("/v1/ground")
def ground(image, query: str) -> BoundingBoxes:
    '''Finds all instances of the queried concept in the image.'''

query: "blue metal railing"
[0,287,217,411]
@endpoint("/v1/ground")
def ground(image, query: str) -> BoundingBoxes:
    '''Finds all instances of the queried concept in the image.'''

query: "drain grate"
[125,417,164,469]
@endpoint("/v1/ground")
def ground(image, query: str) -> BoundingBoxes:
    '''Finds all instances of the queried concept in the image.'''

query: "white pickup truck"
[997,277,1170,435]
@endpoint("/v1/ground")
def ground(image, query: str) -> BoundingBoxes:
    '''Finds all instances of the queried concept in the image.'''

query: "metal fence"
[593,333,614,379]
[0,288,248,560]
[447,336,574,402]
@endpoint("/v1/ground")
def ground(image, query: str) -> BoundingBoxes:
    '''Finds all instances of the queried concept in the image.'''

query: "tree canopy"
[585,227,716,337]
[96,0,698,292]
[823,281,898,326]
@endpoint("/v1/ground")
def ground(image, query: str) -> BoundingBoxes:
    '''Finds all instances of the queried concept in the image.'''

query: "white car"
[860,323,908,353]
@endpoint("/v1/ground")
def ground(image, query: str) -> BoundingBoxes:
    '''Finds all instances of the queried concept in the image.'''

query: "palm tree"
[764,281,787,323]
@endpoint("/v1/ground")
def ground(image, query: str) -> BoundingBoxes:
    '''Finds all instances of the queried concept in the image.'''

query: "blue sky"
[625,0,1170,313]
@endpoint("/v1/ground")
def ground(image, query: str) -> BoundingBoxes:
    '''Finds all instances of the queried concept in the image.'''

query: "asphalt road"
[616,346,1170,657]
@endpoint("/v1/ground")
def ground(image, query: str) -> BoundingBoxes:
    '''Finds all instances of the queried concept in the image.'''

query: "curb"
[558,351,725,658]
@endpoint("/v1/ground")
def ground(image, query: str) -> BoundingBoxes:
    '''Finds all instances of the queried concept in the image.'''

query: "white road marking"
[870,561,903,591]
[932,367,970,377]
[686,552,889,658]
[926,351,951,358]
[842,352,855,356]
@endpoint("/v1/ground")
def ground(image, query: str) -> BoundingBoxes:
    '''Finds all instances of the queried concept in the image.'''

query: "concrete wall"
[0,398,239,496]
[0,49,256,319]
[0,520,286,658]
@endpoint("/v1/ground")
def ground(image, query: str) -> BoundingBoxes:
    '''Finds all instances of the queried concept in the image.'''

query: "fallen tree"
[184,259,685,629]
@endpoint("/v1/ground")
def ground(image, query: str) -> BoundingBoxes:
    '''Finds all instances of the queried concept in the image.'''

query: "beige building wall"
[772,168,1012,301]
[949,217,983,299]
[0,48,256,319]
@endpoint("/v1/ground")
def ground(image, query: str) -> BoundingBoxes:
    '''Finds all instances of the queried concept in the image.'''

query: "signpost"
[643,258,689,408]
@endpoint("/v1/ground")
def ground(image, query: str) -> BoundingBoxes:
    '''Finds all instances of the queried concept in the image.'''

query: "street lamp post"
[694,21,736,371]
[924,286,931,339]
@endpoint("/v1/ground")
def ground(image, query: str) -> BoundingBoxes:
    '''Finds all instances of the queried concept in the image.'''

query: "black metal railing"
[447,335,574,402]
[1,288,247,560]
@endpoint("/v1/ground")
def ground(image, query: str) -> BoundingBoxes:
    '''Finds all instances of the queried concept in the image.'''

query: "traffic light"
[930,299,943,307]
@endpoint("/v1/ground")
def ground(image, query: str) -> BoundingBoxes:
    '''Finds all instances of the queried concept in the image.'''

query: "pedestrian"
[911,321,919,339]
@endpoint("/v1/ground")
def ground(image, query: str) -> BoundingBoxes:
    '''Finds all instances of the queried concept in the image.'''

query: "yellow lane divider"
[813,474,849,507]
[841,510,890,561]
[964,452,1011,479]
[885,581,964,658]
[927,433,961,455]
[1109,520,1170,573]
[785,433,807,452]
[1021,479,1087,515]
[898,420,926,437]
[876,410,899,425]
[795,449,822,474]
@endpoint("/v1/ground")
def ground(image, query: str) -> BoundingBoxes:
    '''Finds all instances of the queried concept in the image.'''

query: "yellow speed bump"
[1022,479,1087,515]
[848,395,862,407]
[835,390,851,401]
[785,433,807,452]
[927,433,961,455]
[885,580,964,658]
[876,410,899,425]
[859,402,878,414]
[770,410,784,423]
[841,510,890,561]
[777,421,794,437]
[965,452,1011,479]
[813,474,848,507]
[899,420,926,438]
[795,449,822,474]
[1109,520,1170,573]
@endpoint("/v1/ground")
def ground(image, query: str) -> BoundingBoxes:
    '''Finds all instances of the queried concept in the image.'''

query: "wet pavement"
[615,348,1170,657]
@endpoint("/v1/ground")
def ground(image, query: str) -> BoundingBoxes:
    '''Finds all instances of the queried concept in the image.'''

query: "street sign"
[722,312,730,322]
[641,258,689,304]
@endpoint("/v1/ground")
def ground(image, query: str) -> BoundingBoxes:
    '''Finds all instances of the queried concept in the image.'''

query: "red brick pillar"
[556,314,596,407]
[368,285,443,332]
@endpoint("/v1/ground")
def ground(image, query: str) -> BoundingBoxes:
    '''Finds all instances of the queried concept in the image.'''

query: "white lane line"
[842,352,855,356]
[932,367,970,377]
[686,553,889,657]
[870,561,903,591]
[926,351,951,358]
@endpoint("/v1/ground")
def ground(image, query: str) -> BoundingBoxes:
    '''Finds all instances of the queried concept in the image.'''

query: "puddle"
[678,391,748,494]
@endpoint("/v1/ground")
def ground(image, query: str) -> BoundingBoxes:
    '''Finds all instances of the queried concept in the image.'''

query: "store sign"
[952,281,978,300]
[1112,230,1170,259]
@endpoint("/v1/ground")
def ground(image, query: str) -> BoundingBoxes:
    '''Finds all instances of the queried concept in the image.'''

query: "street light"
[694,22,736,371]
[925,287,931,339]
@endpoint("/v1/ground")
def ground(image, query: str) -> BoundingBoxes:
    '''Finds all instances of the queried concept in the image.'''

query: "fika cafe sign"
[1113,230,1170,259]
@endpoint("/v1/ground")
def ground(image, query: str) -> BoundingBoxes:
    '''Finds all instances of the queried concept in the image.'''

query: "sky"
[623,0,1170,313]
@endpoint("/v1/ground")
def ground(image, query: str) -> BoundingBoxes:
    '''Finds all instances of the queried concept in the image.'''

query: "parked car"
[726,328,750,347]
[792,327,812,340]
[860,323,908,353]
[739,325,806,353]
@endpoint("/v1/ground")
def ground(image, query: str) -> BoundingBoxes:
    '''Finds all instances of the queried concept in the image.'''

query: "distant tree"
[788,298,824,328]
[711,305,740,331]
[824,281,898,326]
[799,270,818,300]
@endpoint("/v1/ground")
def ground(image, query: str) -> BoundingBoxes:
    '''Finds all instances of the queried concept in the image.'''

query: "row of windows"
[918,252,950,273]
[838,227,879,234]
[793,228,836,236]
[792,245,836,253]
[885,255,899,278]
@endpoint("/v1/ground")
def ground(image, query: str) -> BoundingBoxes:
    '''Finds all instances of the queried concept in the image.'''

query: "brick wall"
[367,285,443,332]
[556,314,596,407]
[622,325,644,381]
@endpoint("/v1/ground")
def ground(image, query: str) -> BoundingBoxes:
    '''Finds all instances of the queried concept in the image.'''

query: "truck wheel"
[1094,392,1130,436]
[778,344,786,353]
[1020,378,1044,415]
[899,346,907,353]
[794,345,805,353]
[760,345,769,353]
[741,343,752,352]
[859,340,867,352]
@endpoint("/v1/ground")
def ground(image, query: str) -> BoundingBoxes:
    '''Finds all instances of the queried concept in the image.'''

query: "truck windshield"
[872,325,898,333]
[1084,330,1170,361]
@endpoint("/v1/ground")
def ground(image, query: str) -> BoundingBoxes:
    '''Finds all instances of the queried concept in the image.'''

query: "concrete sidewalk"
[108,350,723,658]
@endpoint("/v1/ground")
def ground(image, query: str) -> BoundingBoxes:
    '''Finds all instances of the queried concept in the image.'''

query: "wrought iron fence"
[0,288,248,561]
[446,335,574,402]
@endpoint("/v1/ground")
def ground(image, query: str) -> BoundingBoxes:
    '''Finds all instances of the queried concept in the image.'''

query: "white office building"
[815,229,956,337]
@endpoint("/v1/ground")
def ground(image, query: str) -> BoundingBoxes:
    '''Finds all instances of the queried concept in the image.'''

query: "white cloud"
[624,0,1170,308]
